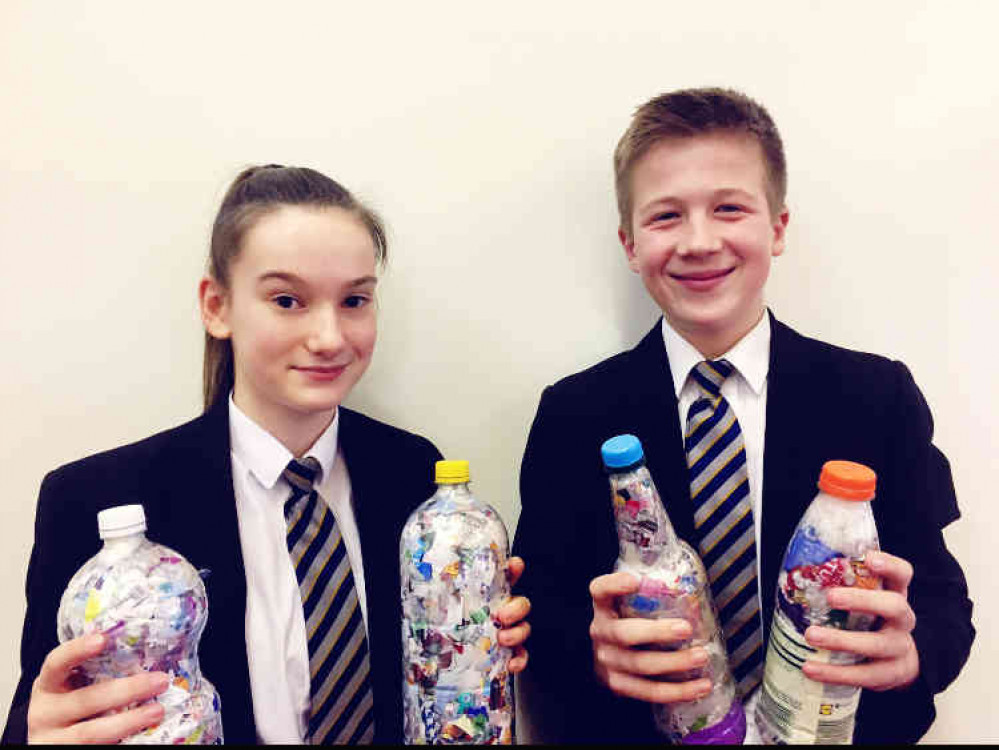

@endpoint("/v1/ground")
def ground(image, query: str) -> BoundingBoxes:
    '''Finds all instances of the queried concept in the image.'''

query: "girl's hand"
[496,556,531,673]
[589,572,712,704]
[803,550,919,691]
[27,634,169,744]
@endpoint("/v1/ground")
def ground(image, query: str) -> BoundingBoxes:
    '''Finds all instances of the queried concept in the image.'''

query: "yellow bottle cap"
[435,460,470,484]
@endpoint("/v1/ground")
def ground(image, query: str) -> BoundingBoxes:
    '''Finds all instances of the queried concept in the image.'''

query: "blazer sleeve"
[894,362,974,694]
[3,469,84,744]
[855,361,975,743]
[512,386,657,744]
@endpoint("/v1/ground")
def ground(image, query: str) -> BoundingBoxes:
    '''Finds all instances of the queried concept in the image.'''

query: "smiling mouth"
[295,365,349,380]
[669,268,735,281]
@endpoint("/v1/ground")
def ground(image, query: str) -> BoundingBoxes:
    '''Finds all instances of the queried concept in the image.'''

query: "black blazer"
[2,399,441,745]
[513,313,974,744]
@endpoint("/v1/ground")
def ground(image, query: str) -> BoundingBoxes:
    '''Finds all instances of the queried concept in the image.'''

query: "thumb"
[589,571,639,617]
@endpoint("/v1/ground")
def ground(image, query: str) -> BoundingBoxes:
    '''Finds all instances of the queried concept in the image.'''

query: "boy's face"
[620,131,788,356]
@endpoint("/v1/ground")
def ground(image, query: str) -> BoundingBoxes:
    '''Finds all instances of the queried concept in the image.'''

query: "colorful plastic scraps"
[400,460,514,744]
[57,505,223,744]
[756,460,882,745]
[602,435,745,745]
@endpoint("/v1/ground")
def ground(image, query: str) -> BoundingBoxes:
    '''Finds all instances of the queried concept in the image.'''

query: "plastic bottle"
[399,460,514,744]
[601,434,745,744]
[56,504,223,744]
[755,460,881,744]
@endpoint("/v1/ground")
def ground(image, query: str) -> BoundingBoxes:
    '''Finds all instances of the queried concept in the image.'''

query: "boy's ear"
[199,276,232,340]
[618,227,640,273]
[771,206,790,257]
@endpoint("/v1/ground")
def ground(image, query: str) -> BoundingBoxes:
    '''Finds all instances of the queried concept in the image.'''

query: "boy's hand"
[802,550,919,691]
[496,556,531,673]
[27,634,169,744]
[589,572,712,704]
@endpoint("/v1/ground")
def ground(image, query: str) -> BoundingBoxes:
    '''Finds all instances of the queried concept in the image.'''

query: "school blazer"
[513,312,974,745]
[2,399,441,745]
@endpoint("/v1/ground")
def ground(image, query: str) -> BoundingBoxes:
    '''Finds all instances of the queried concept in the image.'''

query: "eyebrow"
[257,271,378,287]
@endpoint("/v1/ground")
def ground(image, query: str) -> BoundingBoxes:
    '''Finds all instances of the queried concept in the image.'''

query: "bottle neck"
[101,531,147,560]
[436,481,472,497]
[608,464,679,565]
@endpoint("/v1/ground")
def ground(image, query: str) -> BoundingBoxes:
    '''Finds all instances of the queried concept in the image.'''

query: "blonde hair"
[614,87,787,237]
[203,165,387,410]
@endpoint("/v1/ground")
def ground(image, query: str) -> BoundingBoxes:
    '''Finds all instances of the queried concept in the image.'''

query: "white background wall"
[1,1,994,742]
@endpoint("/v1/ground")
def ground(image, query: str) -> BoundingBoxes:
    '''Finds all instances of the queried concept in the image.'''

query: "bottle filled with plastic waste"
[755,460,881,744]
[601,434,745,744]
[57,504,223,744]
[400,460,514,744]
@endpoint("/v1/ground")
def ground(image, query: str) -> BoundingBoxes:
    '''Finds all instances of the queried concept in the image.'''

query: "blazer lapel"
[336,408,387,631]
[628,321,697,544]
[760,313,816,636]
[139,400,257,744]
[337,407,405,744]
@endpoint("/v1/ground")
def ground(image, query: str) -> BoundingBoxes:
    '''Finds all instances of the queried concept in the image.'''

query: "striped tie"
[283,457,375,744]
[684,360,764,699]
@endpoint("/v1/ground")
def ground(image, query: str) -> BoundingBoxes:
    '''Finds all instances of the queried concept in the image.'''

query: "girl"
[4,165,531,744]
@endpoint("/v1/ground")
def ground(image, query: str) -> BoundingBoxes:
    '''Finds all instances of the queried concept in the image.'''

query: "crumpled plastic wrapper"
[57,535,223,744]
[400,485,514,744]
[611,466,745,745]
[756,483,882,745]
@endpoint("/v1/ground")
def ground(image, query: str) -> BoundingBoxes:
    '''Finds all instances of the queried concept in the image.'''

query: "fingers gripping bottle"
[400,460,515,744]
[57,505,223,744]
[601,435,745,744]
[756,460,881,744]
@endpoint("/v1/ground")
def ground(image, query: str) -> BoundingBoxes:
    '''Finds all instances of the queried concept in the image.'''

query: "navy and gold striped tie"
[283,457,375,744]
[684,360,764,698]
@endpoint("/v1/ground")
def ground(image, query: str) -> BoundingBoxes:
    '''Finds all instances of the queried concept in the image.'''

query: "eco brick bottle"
[400,460,514,744]
[755,460,881,744]
[601,434,745,744]
[57,504,223,744]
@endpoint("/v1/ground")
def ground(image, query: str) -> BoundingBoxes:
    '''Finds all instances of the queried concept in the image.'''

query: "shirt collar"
[228,393,339,490]
[661,311,771,397]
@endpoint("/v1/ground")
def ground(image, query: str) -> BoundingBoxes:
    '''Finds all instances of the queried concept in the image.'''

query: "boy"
[512,88,973,743]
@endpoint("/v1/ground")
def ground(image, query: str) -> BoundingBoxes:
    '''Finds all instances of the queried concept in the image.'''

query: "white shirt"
[661,312,770,739]
[228,395,369,744]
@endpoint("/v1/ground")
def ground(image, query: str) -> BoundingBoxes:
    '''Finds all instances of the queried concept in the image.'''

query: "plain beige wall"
[1,1,994,742]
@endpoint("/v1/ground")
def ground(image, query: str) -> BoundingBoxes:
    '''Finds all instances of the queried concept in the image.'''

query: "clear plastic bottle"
[755,460,881,744]
[57,505,223,744]
[400,460,514,744]
[601,434,745,744]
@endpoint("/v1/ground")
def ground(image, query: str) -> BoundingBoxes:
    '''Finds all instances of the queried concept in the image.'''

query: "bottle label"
[757,609,860,744]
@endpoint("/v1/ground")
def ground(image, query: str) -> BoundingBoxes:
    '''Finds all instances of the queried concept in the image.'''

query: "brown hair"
[614,87,787,237]
[203,164,387,410]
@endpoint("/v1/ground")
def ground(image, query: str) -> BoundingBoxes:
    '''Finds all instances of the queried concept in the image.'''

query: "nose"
[306,305,346,356]
[677,214,722,256]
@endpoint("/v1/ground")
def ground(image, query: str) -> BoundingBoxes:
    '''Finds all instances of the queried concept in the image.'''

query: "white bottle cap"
[97,504,147,539]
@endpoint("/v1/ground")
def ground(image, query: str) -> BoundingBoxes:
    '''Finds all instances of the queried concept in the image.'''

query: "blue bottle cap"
[601,434,645,470]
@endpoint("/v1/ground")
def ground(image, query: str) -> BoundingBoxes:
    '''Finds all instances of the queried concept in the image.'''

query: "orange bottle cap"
[818,460,876,501]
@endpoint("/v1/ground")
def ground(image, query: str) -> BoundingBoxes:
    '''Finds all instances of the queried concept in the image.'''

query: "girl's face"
[201,205,378,443]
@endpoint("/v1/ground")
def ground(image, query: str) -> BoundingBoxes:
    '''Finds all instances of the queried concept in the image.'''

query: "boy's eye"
[344,295,370,310]
[716,204,743,214]
[272,294,301,310]
[652,211,680,222]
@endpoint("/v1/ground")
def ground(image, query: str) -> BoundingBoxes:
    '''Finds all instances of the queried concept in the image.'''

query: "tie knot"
[283,456,322,493]
[692,359,734,397]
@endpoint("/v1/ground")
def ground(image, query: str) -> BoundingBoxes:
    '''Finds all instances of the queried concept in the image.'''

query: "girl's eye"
[273,294,301,310]
[343,295,370,310]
